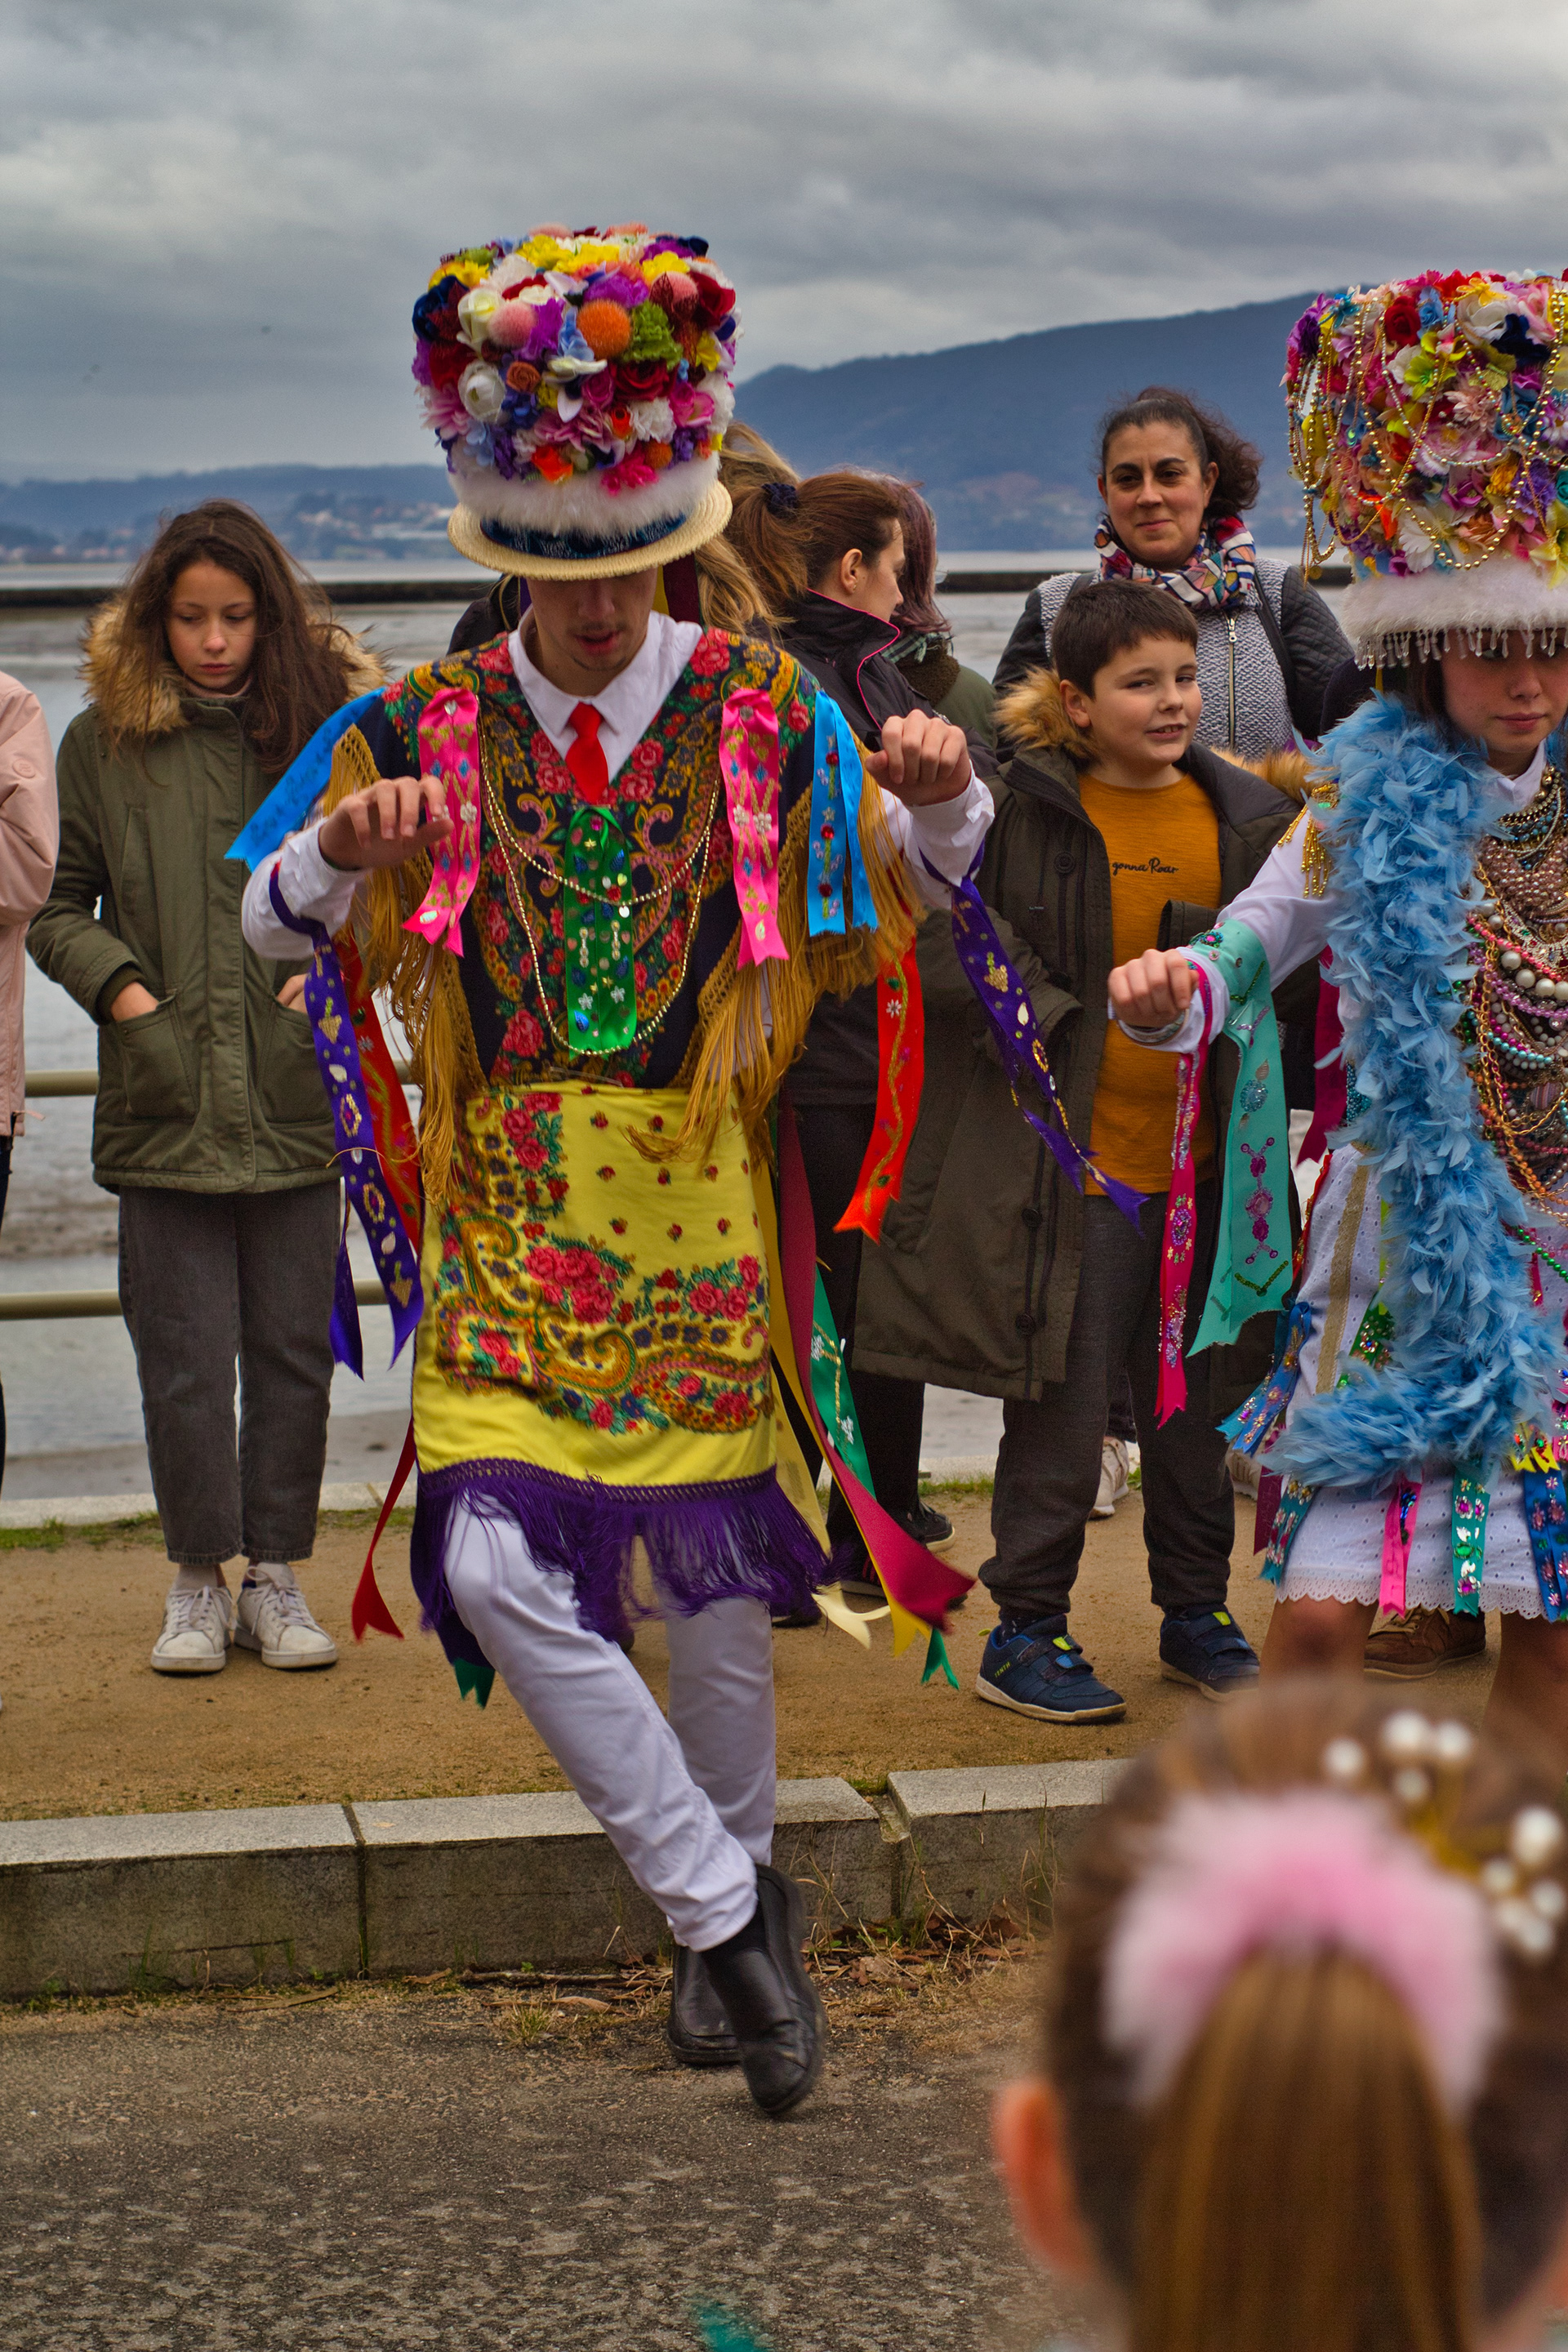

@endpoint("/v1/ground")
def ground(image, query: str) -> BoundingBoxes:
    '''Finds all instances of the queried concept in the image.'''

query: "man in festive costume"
[1107,271,1568,1771]
[237,226,988,2115]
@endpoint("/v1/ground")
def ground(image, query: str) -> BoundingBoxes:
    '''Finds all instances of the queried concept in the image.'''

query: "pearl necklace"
[1466,765,1568,1210]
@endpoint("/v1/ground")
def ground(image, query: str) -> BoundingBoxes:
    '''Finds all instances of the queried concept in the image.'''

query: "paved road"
[0,1974,1080,2352]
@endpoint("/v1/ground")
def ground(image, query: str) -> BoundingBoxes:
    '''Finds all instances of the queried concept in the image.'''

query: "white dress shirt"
[241,611,991,956]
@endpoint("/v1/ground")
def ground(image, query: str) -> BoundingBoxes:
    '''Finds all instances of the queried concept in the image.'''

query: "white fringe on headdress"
[1344,552,1568,667]
[448,447,721,540]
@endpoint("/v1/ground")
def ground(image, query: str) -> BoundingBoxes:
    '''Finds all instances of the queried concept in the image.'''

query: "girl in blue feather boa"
[1109,635,1568,1773]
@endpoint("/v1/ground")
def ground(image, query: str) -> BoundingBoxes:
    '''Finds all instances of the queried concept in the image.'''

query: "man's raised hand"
[864,710,972,806]
[1107,947,1197,1029]
[317,777,454,871]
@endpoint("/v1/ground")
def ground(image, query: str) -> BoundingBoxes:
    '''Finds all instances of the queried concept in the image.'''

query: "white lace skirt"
[1274,1147,1562,1618]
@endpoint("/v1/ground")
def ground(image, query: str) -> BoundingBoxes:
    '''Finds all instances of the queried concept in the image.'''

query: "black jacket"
[779,595,1000,1107]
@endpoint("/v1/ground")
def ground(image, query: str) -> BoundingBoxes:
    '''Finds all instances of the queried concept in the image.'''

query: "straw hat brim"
[447,480,732,579]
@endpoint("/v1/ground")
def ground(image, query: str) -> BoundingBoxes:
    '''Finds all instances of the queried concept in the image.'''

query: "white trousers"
[443,1501,775,1949]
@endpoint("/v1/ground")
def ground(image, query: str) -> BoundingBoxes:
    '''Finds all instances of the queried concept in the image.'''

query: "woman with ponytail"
[996,1681,1568,2352]
[727,470,1000,1598]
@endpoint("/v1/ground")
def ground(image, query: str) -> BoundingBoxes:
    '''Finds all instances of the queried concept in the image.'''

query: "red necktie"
[566,702,610,805]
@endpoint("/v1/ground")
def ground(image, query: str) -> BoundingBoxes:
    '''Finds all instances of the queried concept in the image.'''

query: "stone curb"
[0,1764,1127,1999]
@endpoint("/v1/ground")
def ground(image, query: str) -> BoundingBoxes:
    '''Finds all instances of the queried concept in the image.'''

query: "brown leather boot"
[1364,1606,1487,1679]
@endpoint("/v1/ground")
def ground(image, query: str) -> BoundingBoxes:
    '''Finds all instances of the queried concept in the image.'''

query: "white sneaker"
[1227,1446,1262,1499]
[235,1566,338,1670]
[1093,1436,1131,1519]
[151,1579,235,1674]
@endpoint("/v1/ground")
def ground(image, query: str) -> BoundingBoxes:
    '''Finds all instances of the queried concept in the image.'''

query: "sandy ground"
[0,1489,1497,1822]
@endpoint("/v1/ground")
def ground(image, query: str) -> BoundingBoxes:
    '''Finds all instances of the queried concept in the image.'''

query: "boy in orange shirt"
[971,582,1285,1720]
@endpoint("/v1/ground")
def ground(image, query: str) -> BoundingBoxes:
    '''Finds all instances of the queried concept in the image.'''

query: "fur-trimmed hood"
[997,664,1313,804]
[80,594,385,743]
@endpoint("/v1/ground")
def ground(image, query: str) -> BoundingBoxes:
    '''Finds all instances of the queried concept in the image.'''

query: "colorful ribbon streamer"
[934,850,1145,1228]
[836,947,924,1244]
[334,929,422,1244]
[1185,920,1293,1353]
[1261,1475,1315,1585]
[1451,1464,1488,1615]
[767,1102,972,1646]
[562,806,636,1051]
[1156,966,1211,1424]
[1379,1477,1421,1614]
[402,687,483,956]
[1218,1297,1314,1456]
[267,872,423,1370]
[807,695,875,938]
[721,687,786,967]
[225,691,385,870]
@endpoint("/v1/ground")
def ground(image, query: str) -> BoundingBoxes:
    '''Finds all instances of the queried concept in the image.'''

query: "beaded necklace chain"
[1464,764,1568,1210]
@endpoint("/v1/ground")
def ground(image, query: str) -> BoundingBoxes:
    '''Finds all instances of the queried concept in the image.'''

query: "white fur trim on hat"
[1343,553,1568,666]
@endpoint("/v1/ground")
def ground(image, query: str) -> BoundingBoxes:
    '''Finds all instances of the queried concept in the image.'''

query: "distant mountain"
[0,464,452,565]
[736,292,1319,548]
[0,293,1321,565]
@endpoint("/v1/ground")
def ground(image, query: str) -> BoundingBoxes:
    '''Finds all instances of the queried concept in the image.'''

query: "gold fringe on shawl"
[323,710,920,1196]
[321,725,483,1208]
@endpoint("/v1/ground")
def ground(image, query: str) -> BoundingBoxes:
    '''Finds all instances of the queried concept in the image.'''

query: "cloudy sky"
[4,0,1566,477]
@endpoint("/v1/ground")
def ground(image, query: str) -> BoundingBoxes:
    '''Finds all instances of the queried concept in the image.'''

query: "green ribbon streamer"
[808,1269,874,1490]
[1451,1464,1489,1615]
[1189,918,1294,1352]
[921,1627,959,1688]
[453,1656,496,1708]
[564,808,636,1052]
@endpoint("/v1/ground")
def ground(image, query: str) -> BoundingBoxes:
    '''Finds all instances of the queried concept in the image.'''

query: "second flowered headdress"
[414,222,738,578]
[1286,271,1568,663]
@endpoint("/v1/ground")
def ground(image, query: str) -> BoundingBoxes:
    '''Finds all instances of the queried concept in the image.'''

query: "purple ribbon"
[933,853,1146,1228]
[268,870,423,1370]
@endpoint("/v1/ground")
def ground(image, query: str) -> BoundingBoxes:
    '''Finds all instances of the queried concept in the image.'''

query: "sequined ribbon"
[1515,1424,1568,1620]
[1187,919,1293,1352]
[225,691,385,871]
[836,947,924,1244]
[563,806,636,1051]
[1156,966,1211,1425]
[402,687,483,956]
[935,850,1145,1226]
[1261,1476,1315,1584]
[1218,1295,1313,1455]
[1451,1464,1489,1615]
[807,695,875,938]
[1379,1477,1421,1614]
[266,872,423,1369]
[722,686,786,967]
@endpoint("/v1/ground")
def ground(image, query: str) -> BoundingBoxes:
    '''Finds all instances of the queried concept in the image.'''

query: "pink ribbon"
[721,687,786,967]
[1380,1478,1421,1613]
[403,687,482,956]
[1155,968,1211,1426]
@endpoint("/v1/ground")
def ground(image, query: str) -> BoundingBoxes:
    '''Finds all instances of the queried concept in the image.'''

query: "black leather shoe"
[666,1944,741,2068]
[702,1864,826,2118]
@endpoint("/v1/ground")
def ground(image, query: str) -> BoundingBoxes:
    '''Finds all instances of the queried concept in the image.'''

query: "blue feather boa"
[1270,693,1560,1490]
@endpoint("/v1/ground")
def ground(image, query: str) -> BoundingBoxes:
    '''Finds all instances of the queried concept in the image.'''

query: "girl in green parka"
[29,502,381,1680]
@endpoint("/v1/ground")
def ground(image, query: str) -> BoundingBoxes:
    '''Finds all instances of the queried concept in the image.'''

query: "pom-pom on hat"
[415,225,738,578]
[1286,271,1568,664]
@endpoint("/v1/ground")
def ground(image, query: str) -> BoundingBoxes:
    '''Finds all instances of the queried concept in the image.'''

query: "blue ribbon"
[227,692,385,871]
[266,871,423,1371]
[1219,1297,1312,1455]
[1521,1465,1568,1622]
[807,696,875,938]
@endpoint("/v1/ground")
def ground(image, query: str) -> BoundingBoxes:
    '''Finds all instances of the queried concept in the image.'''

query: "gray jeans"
[118,1185,339,1567]
[982,1186,1235,1624]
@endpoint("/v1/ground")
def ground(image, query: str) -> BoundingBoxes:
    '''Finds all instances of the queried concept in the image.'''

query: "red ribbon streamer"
[778,1099,970,1627]
[837,946,924,1243]
[351,1419,417,1642]
[1156,968,1211,1426]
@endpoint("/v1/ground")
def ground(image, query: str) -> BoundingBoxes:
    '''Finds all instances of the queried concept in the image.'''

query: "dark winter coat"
[779,595,999,1107]
[993,560,1351,756]
[853,674,1316,1409]
[29,599,381,1193]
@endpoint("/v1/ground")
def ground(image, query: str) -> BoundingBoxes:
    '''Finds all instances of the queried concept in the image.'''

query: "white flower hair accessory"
[1104,1715,1566,2115]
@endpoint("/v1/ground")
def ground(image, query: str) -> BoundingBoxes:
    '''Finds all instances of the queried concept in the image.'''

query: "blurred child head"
[995,1681,1568,2352]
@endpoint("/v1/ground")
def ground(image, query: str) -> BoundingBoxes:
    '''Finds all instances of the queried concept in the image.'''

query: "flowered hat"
[1286,271,1568,662]
[415,224,737,578]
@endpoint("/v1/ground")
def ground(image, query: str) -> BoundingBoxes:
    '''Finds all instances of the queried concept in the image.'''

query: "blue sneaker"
[976,1614,1126,1722]
[1159,1605,1259,1702]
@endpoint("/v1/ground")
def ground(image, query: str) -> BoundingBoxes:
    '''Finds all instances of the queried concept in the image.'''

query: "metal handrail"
[0,1277,393,1324]
[24,1063,415,1097]
[10,1067,414,1319]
